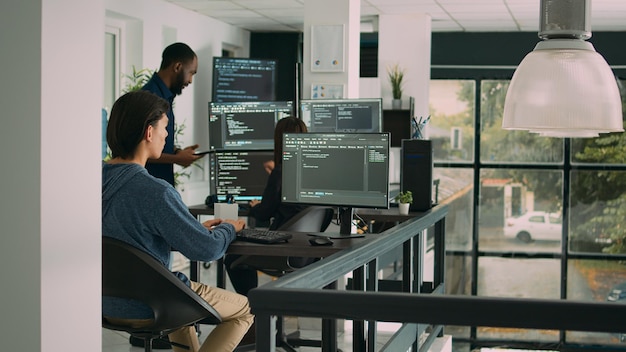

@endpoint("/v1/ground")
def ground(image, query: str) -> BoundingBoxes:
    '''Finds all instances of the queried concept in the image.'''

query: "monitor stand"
[338,207,355,236]
[328,207,365,239]
[308,207,364,239]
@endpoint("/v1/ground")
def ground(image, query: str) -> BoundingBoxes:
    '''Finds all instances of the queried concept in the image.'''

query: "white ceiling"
[166,0,626,33]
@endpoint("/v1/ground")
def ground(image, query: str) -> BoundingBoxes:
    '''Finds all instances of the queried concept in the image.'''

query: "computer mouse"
[309,236,334,246]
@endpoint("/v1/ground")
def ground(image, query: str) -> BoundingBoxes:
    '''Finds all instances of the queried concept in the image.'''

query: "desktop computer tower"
[401,139,433,212]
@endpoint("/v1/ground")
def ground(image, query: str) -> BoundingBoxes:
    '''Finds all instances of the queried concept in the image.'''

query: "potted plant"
[387,63,405,109]
[394,190,413,215]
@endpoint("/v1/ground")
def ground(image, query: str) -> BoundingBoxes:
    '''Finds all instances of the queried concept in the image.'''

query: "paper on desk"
[214,203,238,220]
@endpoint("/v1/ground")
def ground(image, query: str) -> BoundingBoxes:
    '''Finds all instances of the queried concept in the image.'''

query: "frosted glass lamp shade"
[502,40,623,138]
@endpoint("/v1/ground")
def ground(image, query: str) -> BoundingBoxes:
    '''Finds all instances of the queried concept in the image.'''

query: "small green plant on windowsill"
[394,190,413,204]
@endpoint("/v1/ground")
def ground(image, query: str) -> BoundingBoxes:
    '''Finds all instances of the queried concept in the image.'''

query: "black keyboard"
[236,228,292,244]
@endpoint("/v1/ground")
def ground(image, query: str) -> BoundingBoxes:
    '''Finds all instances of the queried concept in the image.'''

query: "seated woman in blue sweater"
[102,90,253,352]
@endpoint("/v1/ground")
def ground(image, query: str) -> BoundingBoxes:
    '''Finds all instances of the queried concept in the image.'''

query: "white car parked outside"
[504,211,562,243]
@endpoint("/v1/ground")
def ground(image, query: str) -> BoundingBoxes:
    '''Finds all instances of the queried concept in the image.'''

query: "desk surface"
[188,203,421,223]
[228,232,366,257]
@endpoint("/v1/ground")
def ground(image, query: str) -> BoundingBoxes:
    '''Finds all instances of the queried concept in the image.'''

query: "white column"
[303,0,361,99]
[41,0,104,349]
[378,13,432,121]
[0,0,104,350]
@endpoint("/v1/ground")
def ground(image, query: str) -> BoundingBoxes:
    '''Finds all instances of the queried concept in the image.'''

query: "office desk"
[187,204,420,281]
[188,203,422,220]
[188,204,373,351]
[187,203,417,283]
[188,204,428,351]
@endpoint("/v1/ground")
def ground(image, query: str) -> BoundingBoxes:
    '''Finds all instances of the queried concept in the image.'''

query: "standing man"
[143,42,203,186]
[137,42,204,349]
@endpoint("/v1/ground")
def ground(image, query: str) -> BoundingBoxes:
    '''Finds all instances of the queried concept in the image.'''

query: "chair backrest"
[277,206,334,232]
[102,237,221,333]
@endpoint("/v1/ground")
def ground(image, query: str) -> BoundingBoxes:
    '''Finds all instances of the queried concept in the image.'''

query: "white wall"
[0,0,250,349]
[377,14,432,117]
[105,0,251,204]
[302,0,361,99]
[41,0,105,348]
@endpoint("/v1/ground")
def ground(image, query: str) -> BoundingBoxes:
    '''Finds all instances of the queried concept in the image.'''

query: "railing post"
[256,314,277,352]
[366,259,379,352]
[352,265,366,351]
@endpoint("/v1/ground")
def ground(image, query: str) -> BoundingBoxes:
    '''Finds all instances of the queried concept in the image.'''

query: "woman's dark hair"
[273,116,307,164]
[160,42,197,70]
[106,91,170,159]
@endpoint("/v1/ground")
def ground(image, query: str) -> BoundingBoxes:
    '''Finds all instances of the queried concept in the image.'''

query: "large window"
[431,75,626,351]
[429,80,475,163]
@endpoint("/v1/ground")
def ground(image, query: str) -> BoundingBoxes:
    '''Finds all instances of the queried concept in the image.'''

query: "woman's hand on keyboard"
[202,219,223,229]
[202,218,245,233]
[222,219,246,232]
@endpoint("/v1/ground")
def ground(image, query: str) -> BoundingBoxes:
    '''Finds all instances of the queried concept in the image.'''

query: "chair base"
[129,335,172,350]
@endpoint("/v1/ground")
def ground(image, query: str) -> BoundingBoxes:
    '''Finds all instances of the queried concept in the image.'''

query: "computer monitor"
[299,98,383,133]
[212,57,277,102]
[208,101,293,151]
[212,150,274,202]
[281,132,390,209]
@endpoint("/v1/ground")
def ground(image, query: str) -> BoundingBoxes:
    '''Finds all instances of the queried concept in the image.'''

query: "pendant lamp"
[502,0,623,138]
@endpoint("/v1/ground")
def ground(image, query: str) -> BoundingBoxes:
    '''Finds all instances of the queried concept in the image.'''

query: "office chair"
[229,206,335,352]
[102,237,222,352]
[230,206,335,275]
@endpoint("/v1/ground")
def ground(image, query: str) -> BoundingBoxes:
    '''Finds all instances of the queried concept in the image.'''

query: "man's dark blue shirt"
[142,73,176,186]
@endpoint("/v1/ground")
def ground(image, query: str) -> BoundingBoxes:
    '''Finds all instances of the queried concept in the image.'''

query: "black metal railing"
[249,204,448,352]
[248,203,626,351]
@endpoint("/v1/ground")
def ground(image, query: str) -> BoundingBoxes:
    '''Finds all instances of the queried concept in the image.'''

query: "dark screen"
[212,57,277,102]
[208,101,293,151]
[281,133,390,208]
[299,98,382,133]
[212,150,273,201]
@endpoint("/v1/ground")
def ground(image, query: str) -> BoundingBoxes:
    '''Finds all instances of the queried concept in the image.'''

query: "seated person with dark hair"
[102,90,253,352]
[225,116,310,296]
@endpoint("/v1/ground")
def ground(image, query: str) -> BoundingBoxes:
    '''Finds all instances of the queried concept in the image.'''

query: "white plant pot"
[398,203,410,215]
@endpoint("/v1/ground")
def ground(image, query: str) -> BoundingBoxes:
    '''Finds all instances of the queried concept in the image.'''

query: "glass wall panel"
[435,167,473,251]
[566,259,626,345]
[479,80,563,164]
[429,80,475,163]
[569,170,626,254]
[479,169,563,253]
[476,257,560,342]
[444,254,472,341]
